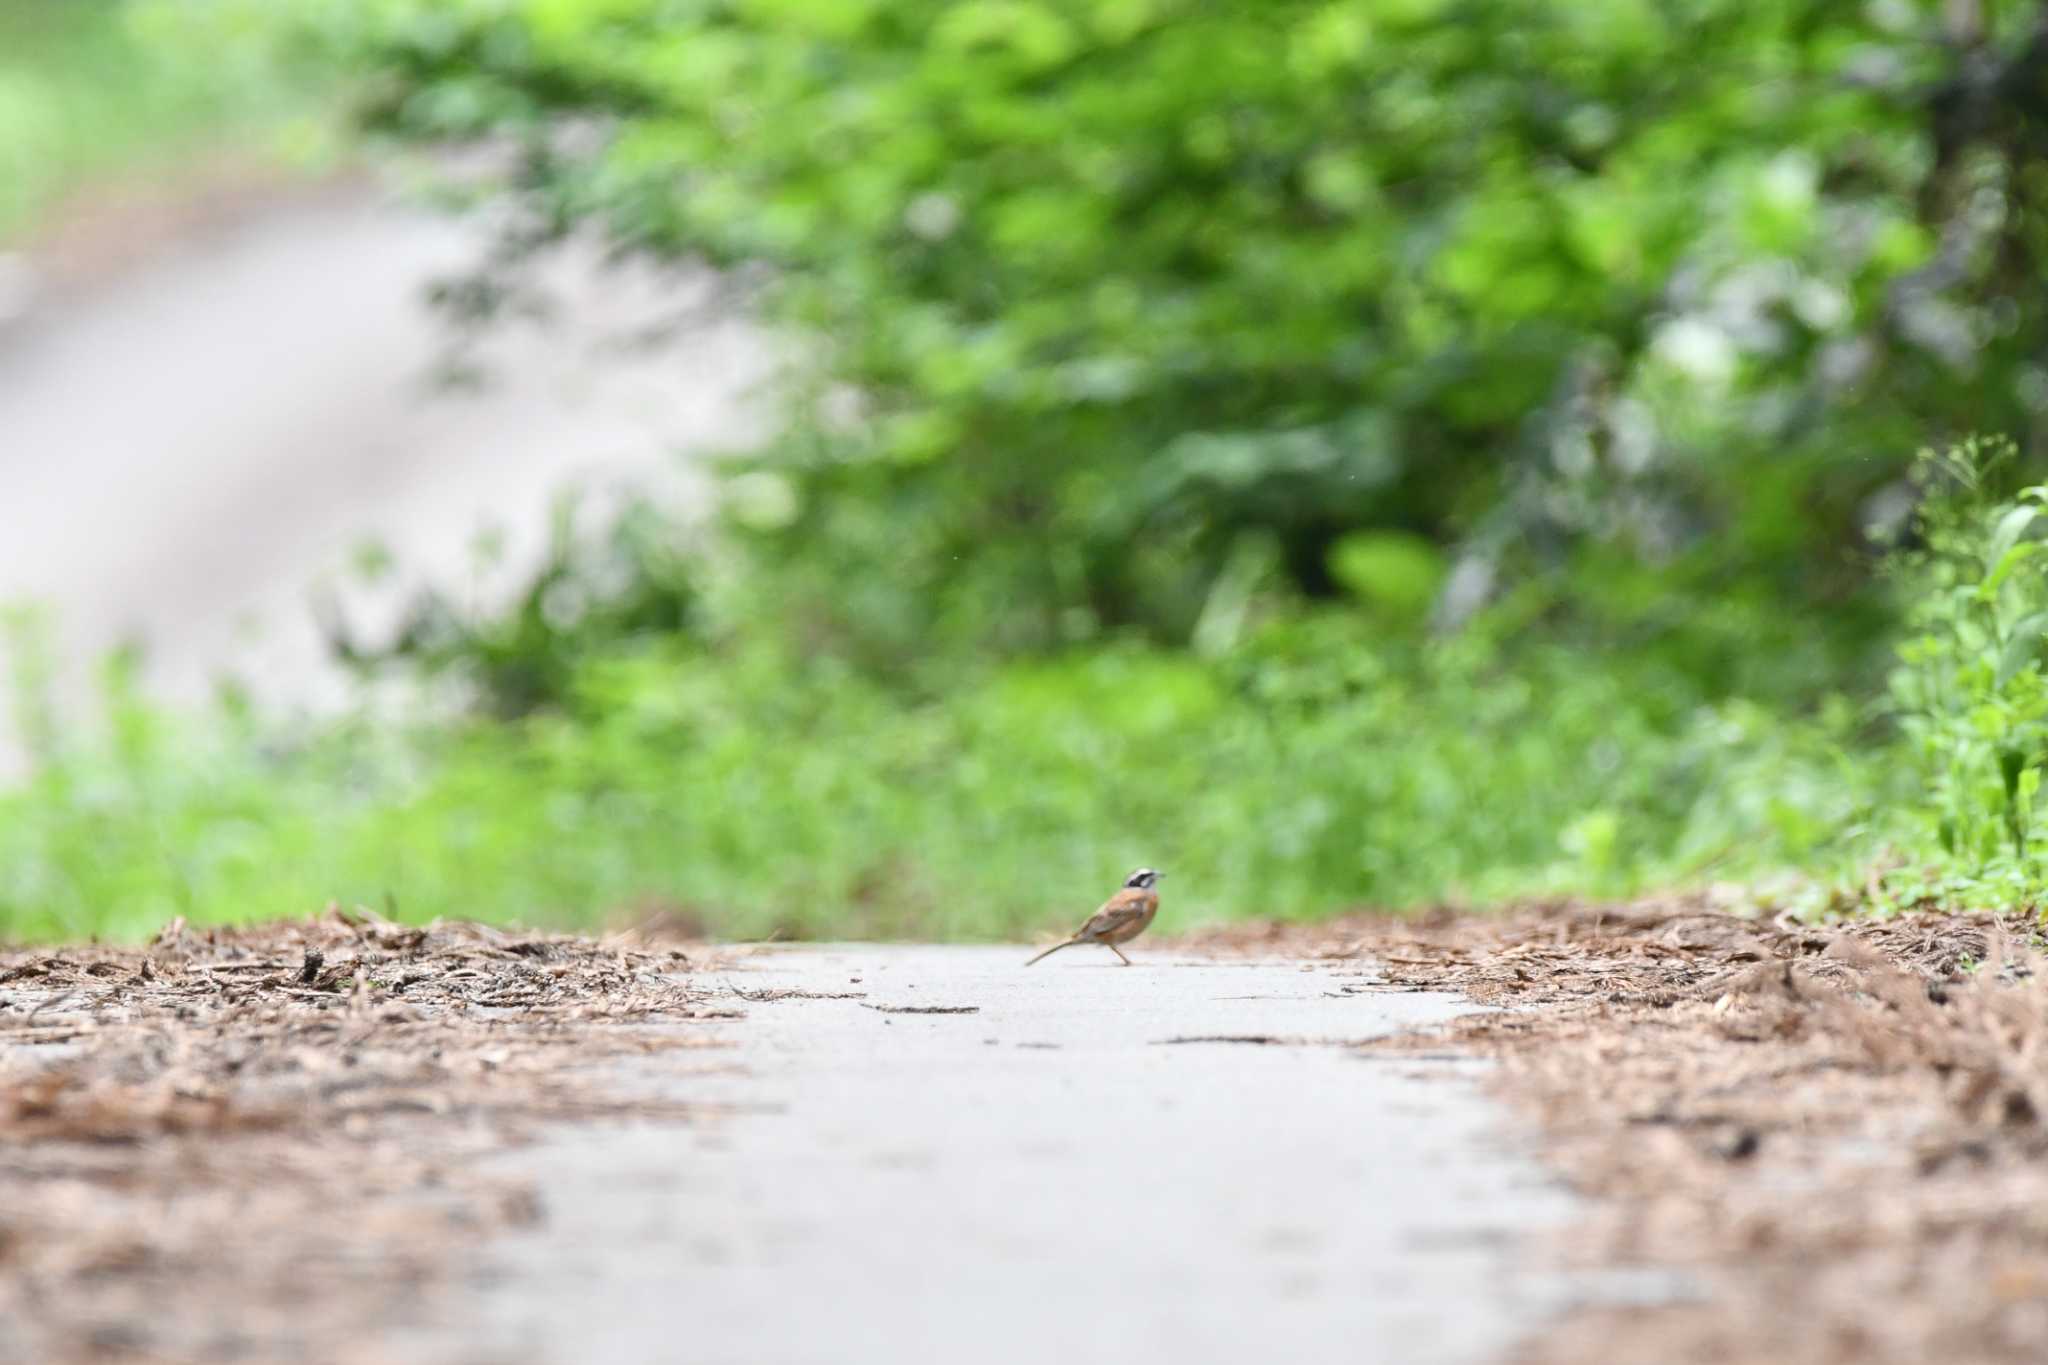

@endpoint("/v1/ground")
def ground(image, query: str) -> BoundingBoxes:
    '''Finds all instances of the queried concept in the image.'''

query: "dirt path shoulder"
[1193,901,2048,1364]
[0,912,720,1365]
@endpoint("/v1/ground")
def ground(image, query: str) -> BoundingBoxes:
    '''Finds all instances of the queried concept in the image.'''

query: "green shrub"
[1870,439,2048,908]
[187,0,2048,659]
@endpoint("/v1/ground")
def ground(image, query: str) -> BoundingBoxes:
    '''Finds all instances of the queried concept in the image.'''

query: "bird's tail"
[1025,938,1077,966]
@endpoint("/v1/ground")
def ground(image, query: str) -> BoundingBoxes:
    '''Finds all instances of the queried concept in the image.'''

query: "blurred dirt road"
[0,183,766,770]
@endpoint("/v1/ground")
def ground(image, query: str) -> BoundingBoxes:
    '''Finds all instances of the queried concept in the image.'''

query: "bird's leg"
[1109,943,1132,966]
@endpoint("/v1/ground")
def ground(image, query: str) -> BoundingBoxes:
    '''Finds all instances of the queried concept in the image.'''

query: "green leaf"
[1996,612,2048,687]
[1326,531,1446,623]
[1980,539,2045,598]
[1984,506,2046,576]
[2001,746,2028,802]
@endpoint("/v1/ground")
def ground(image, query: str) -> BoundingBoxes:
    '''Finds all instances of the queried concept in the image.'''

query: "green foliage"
[27,8,2048,941]
[1872,439,2048,906]
[0,1,307,241]
[185,0,2048,658]
[1325,531,1445,627]
[324,496,707,717]
[0,610,1865,943]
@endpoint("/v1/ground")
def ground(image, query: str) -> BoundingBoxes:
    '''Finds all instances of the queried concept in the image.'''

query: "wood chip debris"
[859,1002,981,1014]
[0,907,720,1365]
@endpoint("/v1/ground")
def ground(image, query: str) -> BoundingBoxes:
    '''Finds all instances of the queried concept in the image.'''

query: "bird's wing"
[1077,894,1149,940]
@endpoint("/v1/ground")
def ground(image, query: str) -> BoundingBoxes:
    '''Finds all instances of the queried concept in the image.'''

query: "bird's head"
[1124,868,1163,890]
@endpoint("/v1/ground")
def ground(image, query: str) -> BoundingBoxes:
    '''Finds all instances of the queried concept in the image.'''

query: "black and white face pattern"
[1123,868,1163,890]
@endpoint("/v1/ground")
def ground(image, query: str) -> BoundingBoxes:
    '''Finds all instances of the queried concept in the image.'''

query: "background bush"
[215,0,2048,663]
[16,4,2048,939]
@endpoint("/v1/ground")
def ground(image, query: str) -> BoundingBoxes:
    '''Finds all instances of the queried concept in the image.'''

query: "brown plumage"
[1025,868,1164,966]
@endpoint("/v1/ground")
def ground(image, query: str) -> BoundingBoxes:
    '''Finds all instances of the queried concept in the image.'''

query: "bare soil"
[1194,899,2048,1364]
[0,910,720,1365]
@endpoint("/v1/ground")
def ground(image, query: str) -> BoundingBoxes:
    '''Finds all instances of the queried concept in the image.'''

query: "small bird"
[1025,868,1164,967]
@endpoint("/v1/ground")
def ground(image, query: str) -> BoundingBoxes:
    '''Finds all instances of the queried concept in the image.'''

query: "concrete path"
[471,946,1576,1365]
[0,185,766,772]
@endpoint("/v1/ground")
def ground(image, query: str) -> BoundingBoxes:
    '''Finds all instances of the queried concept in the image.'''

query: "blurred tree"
[201,0,2048,661]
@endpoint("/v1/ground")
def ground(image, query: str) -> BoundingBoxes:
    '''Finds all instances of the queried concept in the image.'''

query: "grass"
[0,610,1880,944]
